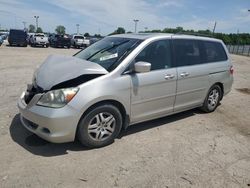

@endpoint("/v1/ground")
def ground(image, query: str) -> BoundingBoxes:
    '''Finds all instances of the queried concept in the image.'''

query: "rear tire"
[200,85,222,113]
[77,104,122,148]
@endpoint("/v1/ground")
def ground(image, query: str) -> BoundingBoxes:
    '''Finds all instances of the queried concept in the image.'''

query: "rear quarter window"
[202,41,228,63]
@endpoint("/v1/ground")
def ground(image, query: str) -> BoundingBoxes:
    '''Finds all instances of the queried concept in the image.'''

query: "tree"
[138,26,250,45]
[116,27,125,34]
[176,26,183,33]
[109,27,126,35]
[55,25,66,35]
[36,27,43,33]
[28,24,35,33]
[94,34,101,38]
[84,33,90,37]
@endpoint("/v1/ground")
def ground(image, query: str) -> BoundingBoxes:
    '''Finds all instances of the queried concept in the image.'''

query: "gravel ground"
[0,45,249,188]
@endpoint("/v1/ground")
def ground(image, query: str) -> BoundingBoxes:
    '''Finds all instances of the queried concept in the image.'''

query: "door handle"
[180,72,190,77]
[165,74,175,80]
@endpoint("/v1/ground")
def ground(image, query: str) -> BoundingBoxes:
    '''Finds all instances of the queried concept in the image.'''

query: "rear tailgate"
[58,37,71,45]
[35,36,48,43]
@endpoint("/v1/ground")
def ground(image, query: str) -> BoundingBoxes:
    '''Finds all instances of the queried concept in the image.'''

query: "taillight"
[230,66,234,75]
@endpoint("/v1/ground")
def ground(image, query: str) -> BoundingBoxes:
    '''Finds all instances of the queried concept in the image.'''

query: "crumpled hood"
[35,55,108,90]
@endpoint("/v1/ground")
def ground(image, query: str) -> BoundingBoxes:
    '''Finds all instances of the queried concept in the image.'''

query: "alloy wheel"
[87,112,116,141]
[207,89,220,111]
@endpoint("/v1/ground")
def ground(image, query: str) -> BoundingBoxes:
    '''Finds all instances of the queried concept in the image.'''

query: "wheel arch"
[76,99,130,139]
[213,82,224,100]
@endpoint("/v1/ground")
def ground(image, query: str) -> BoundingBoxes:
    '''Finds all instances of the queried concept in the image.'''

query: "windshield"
[74,37,142,72]
[74,36,84,39]
[35,34,45,37]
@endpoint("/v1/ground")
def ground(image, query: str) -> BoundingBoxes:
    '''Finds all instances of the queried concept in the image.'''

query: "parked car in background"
[49,34,71,48]
[0,32,8,40]
[8,29,28,47]
[48,34,53,44]
[18,33,233,148]
[27,33,35,45]
[0,36,3,46]
[82,36,90,47]
[71,35,85,48]
[89,37,101,46]
[30,33,49,47]
[0,33,9,46]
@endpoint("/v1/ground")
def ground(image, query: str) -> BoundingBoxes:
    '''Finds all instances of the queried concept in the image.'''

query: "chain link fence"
[226,45,250,56]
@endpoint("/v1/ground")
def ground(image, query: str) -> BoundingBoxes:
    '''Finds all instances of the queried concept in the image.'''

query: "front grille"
[24,84,44,104]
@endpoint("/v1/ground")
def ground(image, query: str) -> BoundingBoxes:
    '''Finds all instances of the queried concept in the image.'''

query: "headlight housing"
[37,87,79,108]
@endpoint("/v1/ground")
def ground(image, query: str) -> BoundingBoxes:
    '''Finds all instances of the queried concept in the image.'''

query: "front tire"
[77,104,122,148]
[200,85,222,113]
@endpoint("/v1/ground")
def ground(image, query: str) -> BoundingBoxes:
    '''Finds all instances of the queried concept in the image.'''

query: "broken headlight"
[37,87,79,108]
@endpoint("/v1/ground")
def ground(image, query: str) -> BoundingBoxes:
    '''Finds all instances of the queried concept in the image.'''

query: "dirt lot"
[0,45,249,188]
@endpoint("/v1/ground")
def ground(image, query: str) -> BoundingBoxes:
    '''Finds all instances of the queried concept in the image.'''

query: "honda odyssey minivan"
[18,33,233,148]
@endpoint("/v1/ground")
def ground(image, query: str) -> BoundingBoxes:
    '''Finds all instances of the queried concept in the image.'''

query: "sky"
[0,0,250,35]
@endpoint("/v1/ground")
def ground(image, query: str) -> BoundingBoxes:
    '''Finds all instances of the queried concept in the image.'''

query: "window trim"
[123,38,174,74]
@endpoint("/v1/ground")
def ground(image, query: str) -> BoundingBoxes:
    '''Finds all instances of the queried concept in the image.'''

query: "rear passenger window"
[203,41,228,63]
[135,40,172,70]
[173,39,201,66]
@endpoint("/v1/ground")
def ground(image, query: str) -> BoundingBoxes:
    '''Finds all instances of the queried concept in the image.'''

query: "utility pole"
[237,29,240,45]
[34,16,39,32]
[212,21,217,35]
[133,19,139,33]
[22,21,26,29]
[76,24,80,35]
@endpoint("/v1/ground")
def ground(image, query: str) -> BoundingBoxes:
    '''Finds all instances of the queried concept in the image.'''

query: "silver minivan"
[18,33,233,148]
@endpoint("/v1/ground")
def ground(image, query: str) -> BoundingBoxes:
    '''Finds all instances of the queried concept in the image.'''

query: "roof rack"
[175,31,214,38]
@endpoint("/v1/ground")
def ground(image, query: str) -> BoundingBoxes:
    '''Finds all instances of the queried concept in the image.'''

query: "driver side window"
[135,40,172,70]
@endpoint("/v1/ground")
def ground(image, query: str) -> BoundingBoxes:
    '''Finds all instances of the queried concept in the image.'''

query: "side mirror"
[134,61,151,73]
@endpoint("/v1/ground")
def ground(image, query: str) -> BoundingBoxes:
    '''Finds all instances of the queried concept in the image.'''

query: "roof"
[110,33,173,40]
[110,33,222,42]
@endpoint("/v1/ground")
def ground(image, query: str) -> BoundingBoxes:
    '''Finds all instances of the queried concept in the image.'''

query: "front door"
[130,39,177,123]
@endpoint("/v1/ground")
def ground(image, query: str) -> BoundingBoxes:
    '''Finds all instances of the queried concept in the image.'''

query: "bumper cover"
[18,92,80,143]
[34,41,49,45]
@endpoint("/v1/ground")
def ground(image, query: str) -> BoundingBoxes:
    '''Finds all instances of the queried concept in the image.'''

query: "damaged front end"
[24,55,108,105]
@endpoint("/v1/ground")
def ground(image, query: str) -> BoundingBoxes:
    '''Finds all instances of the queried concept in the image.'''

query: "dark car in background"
[0,36,3,46]
[8,29,28,47]
[89,37,101,46]
[49,34,71,48]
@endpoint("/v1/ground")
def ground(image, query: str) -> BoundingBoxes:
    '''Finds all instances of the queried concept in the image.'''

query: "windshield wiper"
[86,40,129,61]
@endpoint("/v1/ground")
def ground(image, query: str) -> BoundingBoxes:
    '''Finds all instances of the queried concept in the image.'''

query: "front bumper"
[34,41,49,45]
[18,92,80,143]
[75,42,84,46]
